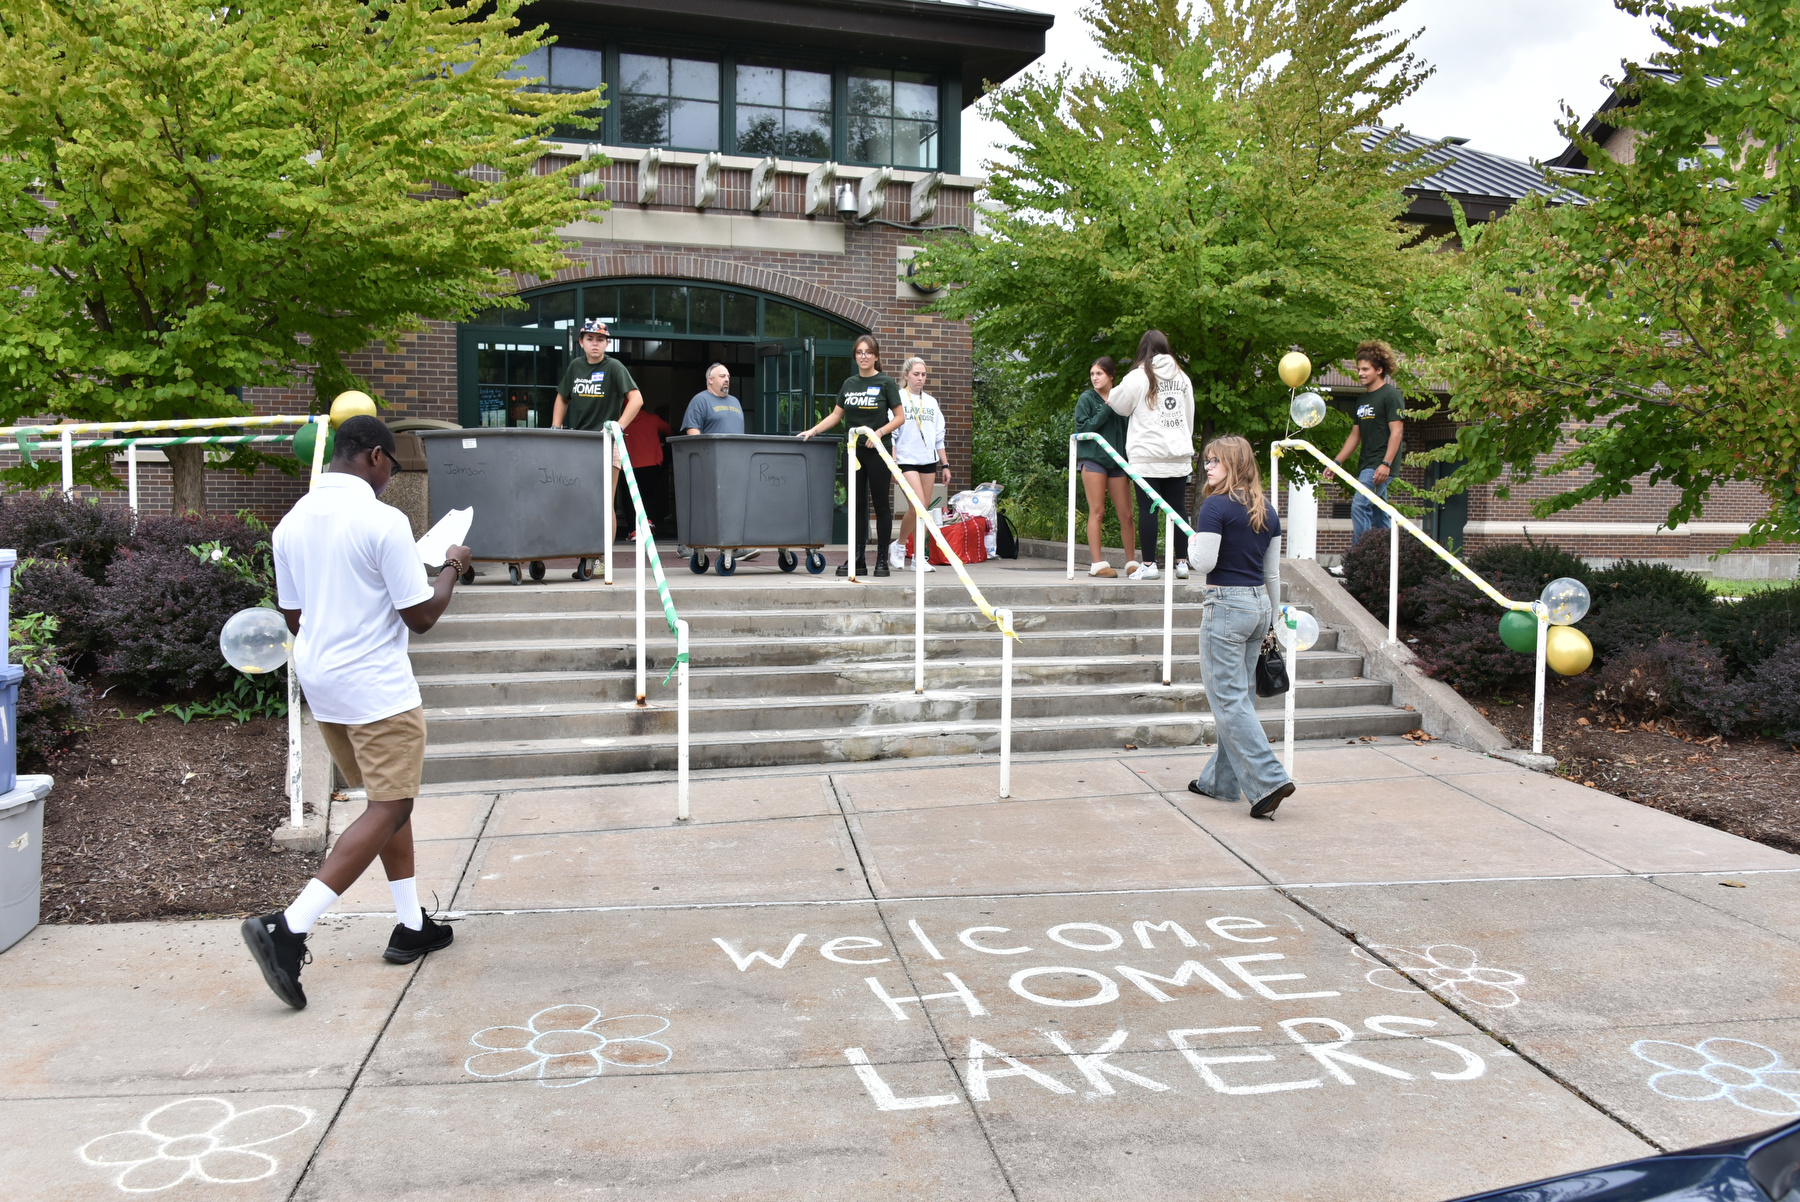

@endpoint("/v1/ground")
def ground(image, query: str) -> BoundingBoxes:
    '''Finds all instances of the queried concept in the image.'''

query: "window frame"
[613,46,725,154]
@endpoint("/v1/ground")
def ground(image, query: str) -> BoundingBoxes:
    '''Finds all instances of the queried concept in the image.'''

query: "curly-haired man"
[1333,339,1405,546]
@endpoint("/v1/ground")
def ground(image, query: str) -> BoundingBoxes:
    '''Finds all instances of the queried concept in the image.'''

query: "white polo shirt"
[274,472,436,726]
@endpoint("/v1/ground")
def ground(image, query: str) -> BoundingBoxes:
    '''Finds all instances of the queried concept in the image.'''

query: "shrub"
[11,557,106,661]
[11,613,94,768]
[1341,528,1449,627]
[1590,638,1746,734]
[1413,614,1536,694]
[1713,584,1800,673]
[1467,539,1591,593]
[0,490,131,582]
[130,510,270,561]
[95,546,264,695]
[1587,560,1712,612]
[1740,640,1800,744]
[1583,594,1716,662]
[1590,642,1682,722]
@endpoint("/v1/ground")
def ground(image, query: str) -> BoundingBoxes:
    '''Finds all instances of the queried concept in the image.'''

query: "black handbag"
[1254,632,1290,698]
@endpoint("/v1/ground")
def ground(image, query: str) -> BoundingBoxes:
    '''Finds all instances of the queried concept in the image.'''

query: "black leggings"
[1136,475,1190,565]
[853,447,893,566]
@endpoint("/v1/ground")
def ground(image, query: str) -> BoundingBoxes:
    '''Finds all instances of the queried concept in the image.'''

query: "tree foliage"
[0,0,602,507]
[1424,0,1800,548]
[914,0,1451,470]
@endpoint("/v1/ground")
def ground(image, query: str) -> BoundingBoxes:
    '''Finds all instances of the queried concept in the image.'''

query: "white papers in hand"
[417,507,473,566]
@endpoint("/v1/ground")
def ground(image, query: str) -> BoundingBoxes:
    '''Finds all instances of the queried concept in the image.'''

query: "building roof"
[521,0,1055,104]
[1366,128,1580,224]
[1546,68,1682,170]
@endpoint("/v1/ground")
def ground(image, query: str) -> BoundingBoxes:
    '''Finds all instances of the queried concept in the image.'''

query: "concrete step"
[419,704,1422,783]
[422,676,1395,743]
[413,646,1364,707]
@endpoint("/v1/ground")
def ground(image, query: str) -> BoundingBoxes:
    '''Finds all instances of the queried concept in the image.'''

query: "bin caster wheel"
[528,560,545,581]
[508,563,522,586]
[716,553,736,576]
[460,566,476,585]
[572,557,595,581]
[778,549,798,573]
[805,550,826,574]
[689,552,709,575]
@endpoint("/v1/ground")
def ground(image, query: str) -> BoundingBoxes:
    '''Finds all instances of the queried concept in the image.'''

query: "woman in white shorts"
[890,355,949,571]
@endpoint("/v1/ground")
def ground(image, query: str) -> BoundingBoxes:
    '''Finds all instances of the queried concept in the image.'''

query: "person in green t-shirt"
[800,334,906,577]
[1333,339,1405,547]
[1073,355,1137,577]
[553,318,643,578]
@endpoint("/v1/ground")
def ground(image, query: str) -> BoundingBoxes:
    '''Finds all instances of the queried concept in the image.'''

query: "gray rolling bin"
[671,434,842,576]
[0,775,54,953]
[419,428,614,584]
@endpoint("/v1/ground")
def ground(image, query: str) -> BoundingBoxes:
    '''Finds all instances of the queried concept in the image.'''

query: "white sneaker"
[1175,561,1190,579]
[739,548,761,562]
[915,558,935,573]
[1088,561,1117,578]
[889,541,907,569]
[1130,562,1160,580]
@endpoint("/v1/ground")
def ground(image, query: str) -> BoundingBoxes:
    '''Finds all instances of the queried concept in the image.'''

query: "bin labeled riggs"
[671,434,842,576]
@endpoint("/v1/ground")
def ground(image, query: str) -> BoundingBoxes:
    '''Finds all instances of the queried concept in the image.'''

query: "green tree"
[916,0,1448,475]
[0,0,602,511]
[1425,0,1800,548]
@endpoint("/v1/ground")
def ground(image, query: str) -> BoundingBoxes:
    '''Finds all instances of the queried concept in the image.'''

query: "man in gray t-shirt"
[683,364,745,435]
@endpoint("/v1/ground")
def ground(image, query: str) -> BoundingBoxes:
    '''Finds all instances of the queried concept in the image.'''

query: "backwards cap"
[581,317,610,335]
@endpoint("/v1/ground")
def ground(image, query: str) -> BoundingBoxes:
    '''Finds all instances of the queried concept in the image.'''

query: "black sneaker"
[873,562,890,577]
[384,914,455,964]
[836,561,849,577]
[1250,781,1296,819]
[241,912,310,1010]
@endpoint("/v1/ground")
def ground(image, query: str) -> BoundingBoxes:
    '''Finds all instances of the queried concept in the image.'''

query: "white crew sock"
[389,877,423,931]
[282,878,339,934]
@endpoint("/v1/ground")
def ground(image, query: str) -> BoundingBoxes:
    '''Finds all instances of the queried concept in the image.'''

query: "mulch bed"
[1476,678,1800,856]
[37,702,315,924]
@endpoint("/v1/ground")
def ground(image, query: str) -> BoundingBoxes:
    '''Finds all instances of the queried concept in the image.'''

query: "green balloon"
[1498,609,1538,654]
[291,421,334,464]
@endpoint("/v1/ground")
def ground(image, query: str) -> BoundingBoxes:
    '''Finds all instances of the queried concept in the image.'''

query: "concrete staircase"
[409,577,1421,787]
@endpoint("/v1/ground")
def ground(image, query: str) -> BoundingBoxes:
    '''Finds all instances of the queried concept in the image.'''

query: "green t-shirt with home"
[1353,381,1405,473]
[558,354,638,431]
[837,372,904,444]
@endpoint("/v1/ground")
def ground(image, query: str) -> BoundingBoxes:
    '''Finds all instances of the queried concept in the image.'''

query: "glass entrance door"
[456,327,568,428]
[756,339,812,434]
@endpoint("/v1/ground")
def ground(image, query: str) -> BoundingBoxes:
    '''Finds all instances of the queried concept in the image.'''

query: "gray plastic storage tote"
[0,775,53,953]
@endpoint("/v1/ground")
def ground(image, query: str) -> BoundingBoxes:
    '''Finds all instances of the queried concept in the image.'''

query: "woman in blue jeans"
[1186,435,1296,819]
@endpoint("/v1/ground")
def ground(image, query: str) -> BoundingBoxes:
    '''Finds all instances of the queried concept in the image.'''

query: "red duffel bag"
[928,516,989,566]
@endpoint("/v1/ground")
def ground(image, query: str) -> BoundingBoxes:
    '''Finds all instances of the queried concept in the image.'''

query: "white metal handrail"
[601,422,692,820]
[846,428,1020,797]
[1064,432,1198,685]
[1271,438,1549,756]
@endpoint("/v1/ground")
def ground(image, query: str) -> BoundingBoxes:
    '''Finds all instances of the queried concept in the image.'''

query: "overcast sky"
[962,0,1668,174]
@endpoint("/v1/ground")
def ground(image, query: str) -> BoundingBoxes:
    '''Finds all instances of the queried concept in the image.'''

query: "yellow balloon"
[1545,626,1594,676]
[1277,351,1312,389]
[329,390,378,428]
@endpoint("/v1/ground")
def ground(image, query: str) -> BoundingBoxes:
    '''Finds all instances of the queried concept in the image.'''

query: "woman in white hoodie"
[1106,330,1196,580]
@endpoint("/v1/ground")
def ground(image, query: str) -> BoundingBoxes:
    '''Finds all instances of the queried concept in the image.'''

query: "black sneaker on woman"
[384,914,455,964]
[241,912,310,1010]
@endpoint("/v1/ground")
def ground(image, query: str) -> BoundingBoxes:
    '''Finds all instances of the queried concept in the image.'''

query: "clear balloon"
[1289,391,1327,429]
[1540,577,1591,626]
[1277,606,1320,652]
[220,606,292,674]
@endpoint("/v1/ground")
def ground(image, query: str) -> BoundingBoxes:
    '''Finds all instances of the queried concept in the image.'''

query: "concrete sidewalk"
[7,740,1800,1200]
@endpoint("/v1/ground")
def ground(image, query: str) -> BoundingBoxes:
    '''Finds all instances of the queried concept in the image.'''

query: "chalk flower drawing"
[1351,944,1526,1009]
[465,1003,672,1088]
[1633,1038,1800,1117]
[77,1096,313,1193]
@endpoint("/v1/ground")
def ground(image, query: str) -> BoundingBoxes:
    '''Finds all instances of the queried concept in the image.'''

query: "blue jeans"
[1195,587,1290,804]
[1351,466,1390,546]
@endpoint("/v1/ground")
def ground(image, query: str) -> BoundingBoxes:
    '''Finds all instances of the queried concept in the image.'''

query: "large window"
[619,52,721,151]
[735,62,831,159]
[505,45,604,93]
[847,68,939,168]
[470,281,860,343]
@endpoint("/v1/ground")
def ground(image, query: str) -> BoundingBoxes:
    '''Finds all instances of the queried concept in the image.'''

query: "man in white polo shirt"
[242,416,471,1010]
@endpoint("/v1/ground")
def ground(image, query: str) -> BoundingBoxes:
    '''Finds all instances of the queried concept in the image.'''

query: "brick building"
[97,0,1053,532]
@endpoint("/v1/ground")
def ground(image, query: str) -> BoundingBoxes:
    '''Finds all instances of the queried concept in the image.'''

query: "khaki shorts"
[319,707,426,802]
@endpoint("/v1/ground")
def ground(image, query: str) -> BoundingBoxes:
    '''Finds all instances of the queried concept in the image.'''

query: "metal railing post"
[846,432,860,582]
[126,443,139,517]
[1162,510,1174,685]
[1066,435,1078,580]
[1388,520,1400,644]
[1282,606,1298,776]
[635,511,647,706]
[1533,607,1548,756]
[602,430,614,585]
[60,428,74,496]
[677,619,691,821]
[914,522,925,693]
[286,667,303,827]
[998,608,1014,798]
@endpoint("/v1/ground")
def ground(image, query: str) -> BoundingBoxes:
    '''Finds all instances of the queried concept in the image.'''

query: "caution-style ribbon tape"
[1272,438,1540,616]
[1074,432,1199,541]
[602,422,688,683]
[849,429,1015,638]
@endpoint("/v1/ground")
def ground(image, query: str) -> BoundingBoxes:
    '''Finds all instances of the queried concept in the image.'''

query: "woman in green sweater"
[1074,357,1137,577]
